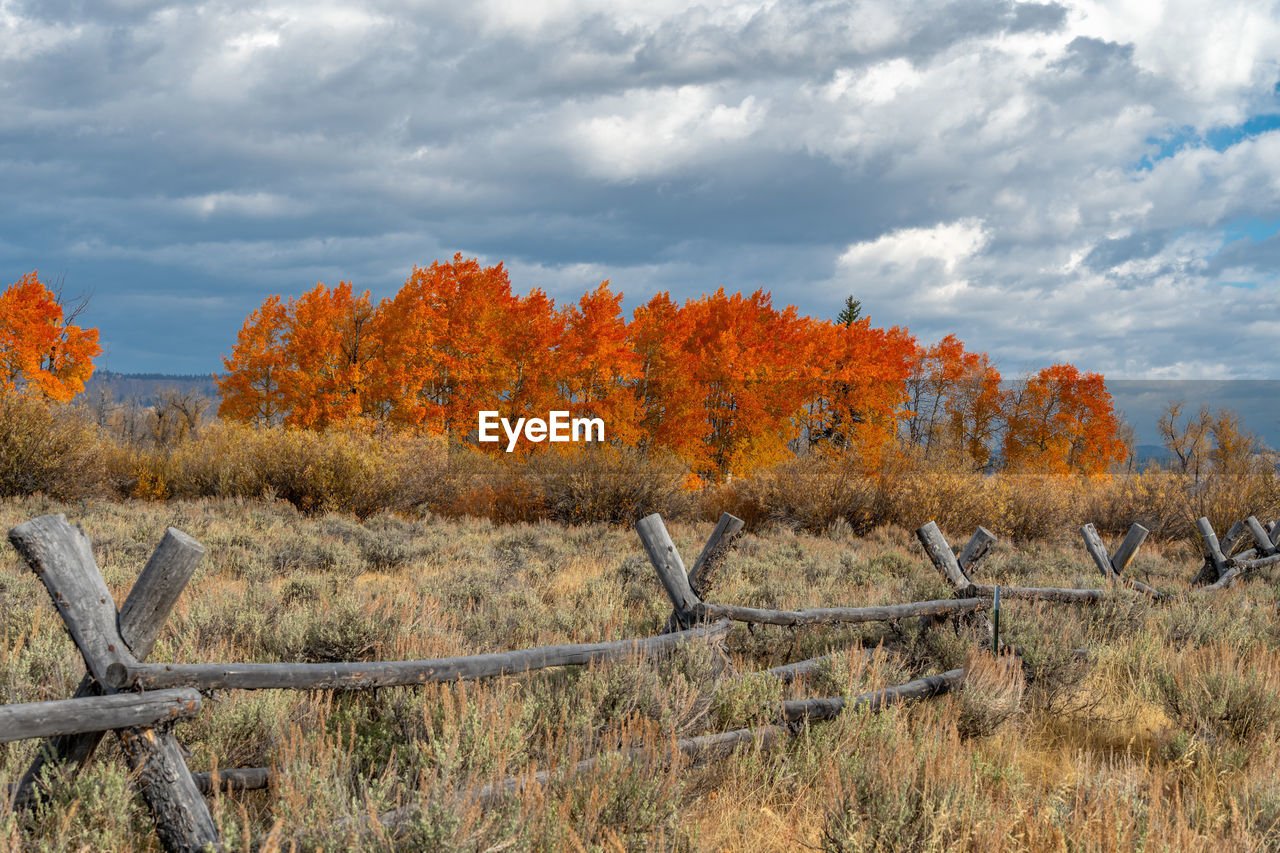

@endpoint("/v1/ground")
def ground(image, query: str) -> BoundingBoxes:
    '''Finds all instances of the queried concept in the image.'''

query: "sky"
[3,0,1280,401]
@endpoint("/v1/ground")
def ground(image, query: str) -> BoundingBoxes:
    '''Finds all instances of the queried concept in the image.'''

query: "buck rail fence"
[2,508,1277,851]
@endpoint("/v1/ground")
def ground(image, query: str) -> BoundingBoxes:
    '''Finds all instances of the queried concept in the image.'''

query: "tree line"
[214,255,1128,479]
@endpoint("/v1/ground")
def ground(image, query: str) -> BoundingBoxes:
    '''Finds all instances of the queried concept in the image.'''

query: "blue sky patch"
[1136,114,1280,171]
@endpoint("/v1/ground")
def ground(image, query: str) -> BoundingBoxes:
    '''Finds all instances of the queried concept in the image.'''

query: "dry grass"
[2,496,1280,850]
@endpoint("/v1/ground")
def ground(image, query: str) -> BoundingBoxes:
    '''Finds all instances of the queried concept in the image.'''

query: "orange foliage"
[559,281,641,446]
[374,254,517,435]
[1002,363,1127,475]
[217,295,289,425]
[904,334,1003,469]
[0,272,100,402]
[806,317,917,465]
[217,256,1125,482]
[281,282,379,429]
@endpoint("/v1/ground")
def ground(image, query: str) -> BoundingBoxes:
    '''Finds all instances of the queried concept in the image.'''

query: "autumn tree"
[502,288,565,430]
[281,282,379,429]
[903,335,1002,469]
[631,292,703,462]
[1206,407,1262,476]
[217,295,289,425]
[1001,364,1127,475]
[692,289,816,475]
[807,316,916,461]
[219,283,381,429]
[0,272,101,401]
[558,281,640,445]
[372,254,517,437]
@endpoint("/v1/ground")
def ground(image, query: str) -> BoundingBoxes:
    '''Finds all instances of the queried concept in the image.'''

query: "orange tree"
[903,334,1002,469]
[1001,363,1126,475]
[217,256,1122,483]
[558,282,641,446]
[371,254,518,437]
[0,272,100,401]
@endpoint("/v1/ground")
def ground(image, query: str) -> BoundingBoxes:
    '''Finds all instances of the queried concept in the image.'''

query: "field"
[3,496,1280,851]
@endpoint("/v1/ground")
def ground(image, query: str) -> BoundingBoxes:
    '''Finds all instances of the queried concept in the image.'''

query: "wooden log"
[1111,523,1149,574]
[0,689,201,744]
[192,767,272,795]
[761,655,832,682]
[1080,523,1118,581]
[8,515,142,686]
[1080,523,1163,599]
[635,513,701,628]
[957,527,997,574]
[964,584,1107,603]
[781,668,965,721]
[113,620,733,691]
[688,513,745,598]
[697,598,986,627]
[915,522,970,588]
[116,727,219,852]
[753,646,890,683]
[660,513,744,633]
[1245,516,1278,556]
[14,528,205,807]
[1196,517,1230,583]
[1223,520,1249,554]
[7,516,218,851]
[1203,551,1280,591]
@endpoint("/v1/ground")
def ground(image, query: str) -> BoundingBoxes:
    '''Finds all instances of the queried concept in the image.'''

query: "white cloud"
[570,86,764,180]
[838,219,989,278]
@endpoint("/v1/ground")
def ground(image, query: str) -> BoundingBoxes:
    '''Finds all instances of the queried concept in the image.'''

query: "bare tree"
[1157,400,1211,481]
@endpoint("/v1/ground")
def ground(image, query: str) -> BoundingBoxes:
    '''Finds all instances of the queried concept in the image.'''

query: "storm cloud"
[2,0,1280,378]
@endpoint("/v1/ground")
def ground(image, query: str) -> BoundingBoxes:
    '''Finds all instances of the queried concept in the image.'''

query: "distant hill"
[84,371,219,406]
[1132,444,1174,470]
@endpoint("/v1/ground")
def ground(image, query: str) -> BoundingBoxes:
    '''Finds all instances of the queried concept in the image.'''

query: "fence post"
[8,516,218,852]
[1081,523,1161,599]
[915,521,971,589]
[957,527,997,576]
[13,528,206,808]
[636,513,702,630]
[659,513,744,633]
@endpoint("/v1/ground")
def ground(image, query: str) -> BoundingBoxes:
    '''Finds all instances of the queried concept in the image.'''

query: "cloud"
[2,0,1280,382]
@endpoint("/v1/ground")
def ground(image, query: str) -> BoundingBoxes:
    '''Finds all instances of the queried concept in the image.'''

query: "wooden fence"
[2,507,1276,851]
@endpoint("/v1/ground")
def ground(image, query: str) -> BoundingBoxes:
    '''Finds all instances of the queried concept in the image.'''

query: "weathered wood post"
[915,522,998,634]
[915,521,972,589]
[1081,522,1160,598]
[957,527,998,576]
[13,527,207,808]
[1193,517,1231,586]
[659,512,744,633]
[1245,516,1279,557]
[636,513,703,629]
[8,516,218,852]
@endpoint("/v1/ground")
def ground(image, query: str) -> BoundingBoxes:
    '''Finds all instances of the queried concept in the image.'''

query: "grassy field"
[2,496,1280,851]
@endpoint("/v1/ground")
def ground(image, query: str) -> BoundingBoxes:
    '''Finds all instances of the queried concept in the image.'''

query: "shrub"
[1146,642,1280,745]
[957,651,1024,739]
[529,445,691,524]
[0,394,107,499]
